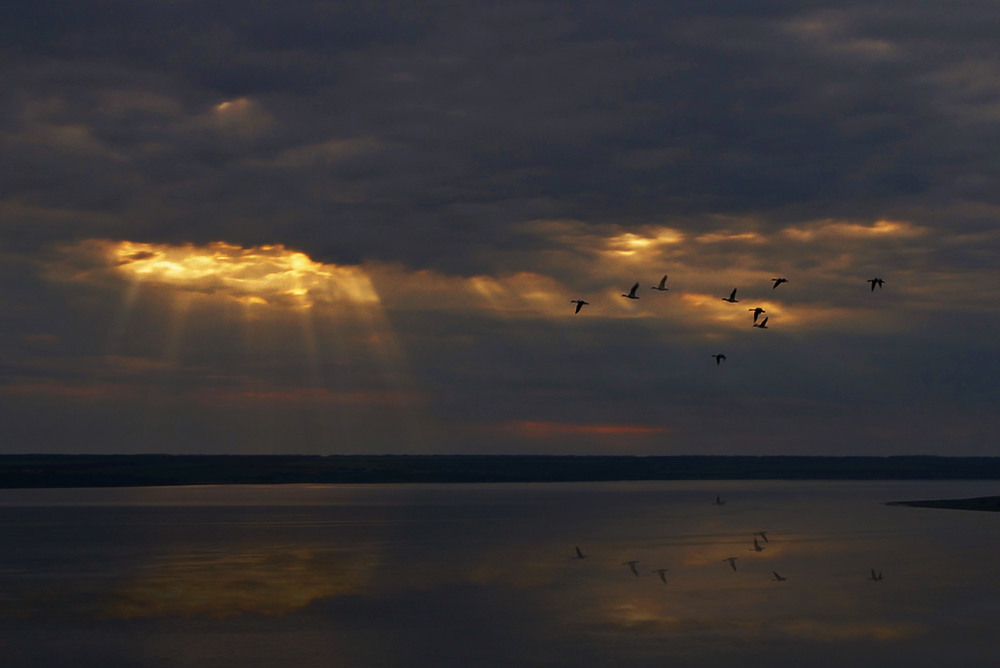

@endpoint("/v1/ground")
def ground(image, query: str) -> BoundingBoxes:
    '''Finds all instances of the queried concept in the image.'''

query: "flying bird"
[651,275,669,291]
[714,495,726,505]
[570,299,589,314]
[624,560,640,576]
[721,288,739,303]
[771,278,788,289]
[652,568,669,584]
[755,531,769,543]
[712,354,727,366]
[748,307,765,323]
[723,557,739,572]
[752,537,765,552]
[573,546,588,560]
[772,571,787,582]
[753,317,769,329]
[868,569,884,582]
[622,282,640,300]
[867,278,885,292]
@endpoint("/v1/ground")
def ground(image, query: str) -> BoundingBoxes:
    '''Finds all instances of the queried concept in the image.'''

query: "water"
[1,480,999,667]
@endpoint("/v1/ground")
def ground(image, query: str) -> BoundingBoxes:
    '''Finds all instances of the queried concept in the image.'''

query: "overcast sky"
[2,0,998,455]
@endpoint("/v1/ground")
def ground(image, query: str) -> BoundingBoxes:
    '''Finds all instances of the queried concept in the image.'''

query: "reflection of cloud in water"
[107,547,376,619]
[4,481,1000,666]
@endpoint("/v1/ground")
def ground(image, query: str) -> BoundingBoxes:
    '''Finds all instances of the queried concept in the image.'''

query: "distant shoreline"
[887,497,1000,512]
[3,454,1000,489]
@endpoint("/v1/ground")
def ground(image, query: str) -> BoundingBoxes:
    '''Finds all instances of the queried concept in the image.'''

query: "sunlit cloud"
[695,230,765,244]
[204,97,272,137]
[101,240,379,309]
[603,228,685,257]
[783,219,928,242]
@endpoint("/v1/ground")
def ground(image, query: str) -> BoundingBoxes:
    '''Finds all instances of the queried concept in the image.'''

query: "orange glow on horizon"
[500,420,669,438]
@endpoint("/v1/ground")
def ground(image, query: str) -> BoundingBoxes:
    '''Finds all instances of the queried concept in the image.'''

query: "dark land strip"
[887,497,1000,512]
[3,455,1000,489]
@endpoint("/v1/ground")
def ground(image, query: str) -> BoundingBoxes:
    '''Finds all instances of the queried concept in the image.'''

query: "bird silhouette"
[651,275,669,291]
[772,571,787,582]
[752,537,765,552]
[573,546,587,560]
[714,495,726,505]
[622,282,640,299]
[723,557,739,571]
[771,278,788,289]
[721,288,739,303]
[748,307,765,323]
[624,560,640,576]
[867,278,884,292]
[570,299,589,314]
[712,354,726,366]
[753,316,769,329]
[652,568,669,584]
[755,531,769,543]
[868,568,884,582]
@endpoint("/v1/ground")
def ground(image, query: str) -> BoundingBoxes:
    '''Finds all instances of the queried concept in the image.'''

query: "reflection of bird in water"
[652,568,669,584]
[714,495,726,505]
[772,278,788,289]
[651,275,669,291]
[624,560,640,576]
[712,354,726,366]
[721,288,739,303]
[622,282,640,299]
[751,537,765,552]
[753,316,769,329]
[573,546,588,560]
[772,571,787,582]
[748,307,765,323]
[570,299,589,314]
[723,557,739,571]
[867,278,885,292]
[869,569,884,582]
[755,531,769,543]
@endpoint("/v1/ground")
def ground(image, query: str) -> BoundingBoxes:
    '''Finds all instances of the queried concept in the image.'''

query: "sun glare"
[110,241,378,308]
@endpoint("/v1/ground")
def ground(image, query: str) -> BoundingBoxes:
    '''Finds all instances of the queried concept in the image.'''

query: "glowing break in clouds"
[110,241,378,308]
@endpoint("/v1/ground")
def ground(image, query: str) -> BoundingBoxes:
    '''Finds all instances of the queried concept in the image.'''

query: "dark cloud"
[1,1,998,454]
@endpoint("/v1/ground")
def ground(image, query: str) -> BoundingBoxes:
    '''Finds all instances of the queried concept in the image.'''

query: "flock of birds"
[565,275,890,585]
[571,274,886,363]
[571,496,885,586]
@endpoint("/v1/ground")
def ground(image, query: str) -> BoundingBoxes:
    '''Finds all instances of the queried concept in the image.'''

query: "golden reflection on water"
[106,547,374,619]
[4,481,1000,666]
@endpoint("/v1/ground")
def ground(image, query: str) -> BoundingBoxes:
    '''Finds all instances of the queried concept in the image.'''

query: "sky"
[1,0,998,455]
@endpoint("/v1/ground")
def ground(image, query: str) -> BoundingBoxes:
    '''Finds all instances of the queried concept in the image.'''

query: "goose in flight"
[772,571,787,582]
[748,307,765,323]
[714,495,726,505]
[721,288,739,303]
[651,275,669,291]
[570,299,589,314]
[652,568,669,584]
[712,354,727,366]
[867,278,884,292]
[752,537,765,552]
[771,278,788,289]
[723,557,739,572]
[622,282,640,300]
[868,569,884,582]
[624,560,640,576]
[753,316,768,329]
[573,546,588,560]
[754,531,769,543]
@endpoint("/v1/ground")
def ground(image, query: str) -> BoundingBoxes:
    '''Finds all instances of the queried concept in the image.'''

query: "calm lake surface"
[2,480,999,667]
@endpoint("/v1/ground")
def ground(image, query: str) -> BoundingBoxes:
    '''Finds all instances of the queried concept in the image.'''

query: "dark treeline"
[3,455,1000,488]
